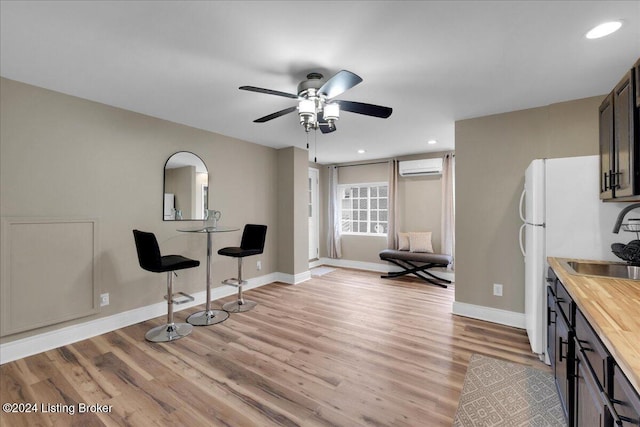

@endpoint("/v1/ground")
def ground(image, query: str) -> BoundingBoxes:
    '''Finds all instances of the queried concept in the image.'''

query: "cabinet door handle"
[611,170,622,189]
[577,339,593,352]
[609,169,614,191]
[604,171,610,191]
[609,399,638,423]
[577,347,633,426]
[559,337,566,361]
[602,391,625,426]
[547,307,556,325]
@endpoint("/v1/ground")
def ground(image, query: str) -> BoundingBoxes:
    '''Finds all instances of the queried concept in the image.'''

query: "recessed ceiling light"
[586,21,622,39]
[357,149,366,154]
[427,139,438,145]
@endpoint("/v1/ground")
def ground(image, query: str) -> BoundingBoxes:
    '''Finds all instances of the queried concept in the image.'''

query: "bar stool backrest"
[240,224,267,254]
[133,230,163,272]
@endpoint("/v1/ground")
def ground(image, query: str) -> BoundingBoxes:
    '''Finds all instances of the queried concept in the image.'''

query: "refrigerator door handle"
[519,188,526,222]
[519,223,526,257]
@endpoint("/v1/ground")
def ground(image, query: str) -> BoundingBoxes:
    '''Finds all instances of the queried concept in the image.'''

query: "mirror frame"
[163,151,209,221]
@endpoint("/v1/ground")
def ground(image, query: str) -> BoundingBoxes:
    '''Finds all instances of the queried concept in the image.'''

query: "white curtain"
[327,166,342,258]
[441,153,455,269]
[387,159,399,249]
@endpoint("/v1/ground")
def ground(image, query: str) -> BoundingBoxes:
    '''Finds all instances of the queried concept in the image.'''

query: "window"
[338,182,388,235]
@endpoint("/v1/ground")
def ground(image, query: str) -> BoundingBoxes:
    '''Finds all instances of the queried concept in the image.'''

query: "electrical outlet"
[100,293,110,307]
[493,284,503,297]
[257,260,262,271]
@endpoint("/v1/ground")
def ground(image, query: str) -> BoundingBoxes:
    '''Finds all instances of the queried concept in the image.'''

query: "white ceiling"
[1,1,639,164]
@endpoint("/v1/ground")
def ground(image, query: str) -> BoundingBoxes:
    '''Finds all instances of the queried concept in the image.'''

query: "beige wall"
[0,77,280,342]
[455,95,604,313]
[292,148,310,275]
[277,147,309,276]
[314,163,329,259]
[316,153,448,264]
[396,153,447,254]
[336,162,389,263]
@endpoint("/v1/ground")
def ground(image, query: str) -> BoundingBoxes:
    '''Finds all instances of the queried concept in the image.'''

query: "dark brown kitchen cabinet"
[614,69,638,198]
[612,365,640,426]
[576,310,608,385]
[548,266,640,427]
[600,93,615,199]
[635,58,640,108]
[556,308,573,422]
[575,345,607,427]
[547,269,574,425]
[574,309,612,427]
[600,59,640,201]
[547,286,557,371]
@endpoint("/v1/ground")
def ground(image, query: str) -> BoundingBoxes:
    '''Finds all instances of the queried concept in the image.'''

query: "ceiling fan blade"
[335,100,392,118]
[239,86,299,99]
[317,119,337,133]
[319,123,336,134]
[319,70,363,99]
[254,106,297,123]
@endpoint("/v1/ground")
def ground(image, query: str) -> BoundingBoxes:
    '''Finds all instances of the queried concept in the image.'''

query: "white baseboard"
[276,270,311,285]
[308,259,323,269]
[318,257,392,273]
[0,271,284,365]
[452,301,525,329]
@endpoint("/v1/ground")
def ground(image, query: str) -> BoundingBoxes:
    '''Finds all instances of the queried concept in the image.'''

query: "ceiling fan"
[239,70,392,134]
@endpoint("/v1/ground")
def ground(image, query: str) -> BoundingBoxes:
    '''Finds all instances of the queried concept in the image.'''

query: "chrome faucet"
[612,202,640,233]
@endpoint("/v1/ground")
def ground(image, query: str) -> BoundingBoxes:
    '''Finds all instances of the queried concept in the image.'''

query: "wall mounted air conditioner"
[399,158,443,176]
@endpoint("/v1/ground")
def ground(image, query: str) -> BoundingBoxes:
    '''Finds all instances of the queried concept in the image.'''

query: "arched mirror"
[163,151,208,221]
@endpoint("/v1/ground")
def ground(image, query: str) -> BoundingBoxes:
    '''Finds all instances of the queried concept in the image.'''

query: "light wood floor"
[1,268,548,426]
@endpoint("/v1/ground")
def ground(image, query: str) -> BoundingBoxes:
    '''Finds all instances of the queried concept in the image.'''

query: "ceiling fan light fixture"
[323,103,340,122]
[298,99,316,131]
[586,21,622,39]
[298,99,315,116]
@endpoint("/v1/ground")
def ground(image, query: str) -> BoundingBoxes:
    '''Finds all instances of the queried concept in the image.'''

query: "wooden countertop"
[548,257,640,395]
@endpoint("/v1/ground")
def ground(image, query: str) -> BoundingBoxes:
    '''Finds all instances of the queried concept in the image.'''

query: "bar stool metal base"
[145,322,193,343]
[223,299,257,313]
[221,257,258,313]
[187,309,229,326]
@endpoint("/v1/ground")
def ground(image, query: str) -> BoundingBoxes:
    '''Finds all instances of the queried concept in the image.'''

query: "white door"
[309,168,319,260]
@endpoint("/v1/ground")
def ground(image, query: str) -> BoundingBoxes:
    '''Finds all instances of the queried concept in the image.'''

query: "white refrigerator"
[519,155,625,361]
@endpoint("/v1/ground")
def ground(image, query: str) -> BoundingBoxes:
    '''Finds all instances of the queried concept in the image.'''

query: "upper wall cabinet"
[600,58,640,201]
[636,57,640,108]
[600,93,614,199]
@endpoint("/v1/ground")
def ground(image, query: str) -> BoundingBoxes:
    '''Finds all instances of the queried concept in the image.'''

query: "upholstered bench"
[379,249,452,288]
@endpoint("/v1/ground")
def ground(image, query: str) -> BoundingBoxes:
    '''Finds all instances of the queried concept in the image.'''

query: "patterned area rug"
[453,354,566,427]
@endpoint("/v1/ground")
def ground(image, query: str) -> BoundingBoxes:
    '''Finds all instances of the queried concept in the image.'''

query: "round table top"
[176,225,240,233]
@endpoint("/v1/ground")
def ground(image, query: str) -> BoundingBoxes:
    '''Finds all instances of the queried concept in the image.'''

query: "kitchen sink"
[565,261,640,280]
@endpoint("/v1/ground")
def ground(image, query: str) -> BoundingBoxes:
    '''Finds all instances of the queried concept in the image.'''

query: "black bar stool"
[133,230,198,342]
[218,224,267,313]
